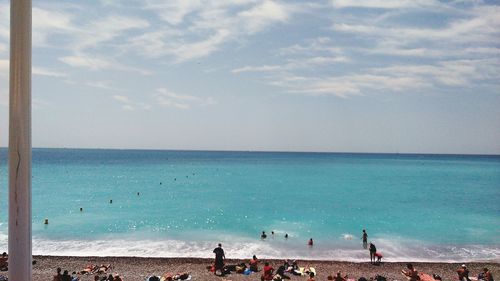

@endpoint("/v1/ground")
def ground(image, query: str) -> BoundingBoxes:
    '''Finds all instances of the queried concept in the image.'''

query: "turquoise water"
[0,148,499,261]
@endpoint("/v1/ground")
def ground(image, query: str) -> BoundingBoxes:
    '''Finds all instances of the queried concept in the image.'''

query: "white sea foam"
[2,233,498,262]
[0,231,498,262]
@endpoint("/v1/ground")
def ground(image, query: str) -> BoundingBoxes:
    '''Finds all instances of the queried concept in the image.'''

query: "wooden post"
[9,0,32,280]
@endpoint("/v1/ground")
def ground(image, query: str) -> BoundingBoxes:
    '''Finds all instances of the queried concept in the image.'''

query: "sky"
[0,0,499,154]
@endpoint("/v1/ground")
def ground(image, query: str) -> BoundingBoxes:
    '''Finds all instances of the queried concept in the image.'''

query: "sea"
[0,148,499,262]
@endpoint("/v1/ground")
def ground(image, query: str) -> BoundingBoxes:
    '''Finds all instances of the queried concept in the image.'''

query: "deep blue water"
[0,148,499,261]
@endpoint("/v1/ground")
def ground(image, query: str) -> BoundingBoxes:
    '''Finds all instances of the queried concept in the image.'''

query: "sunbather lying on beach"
[156,272,191,281]
[80,264,98,275]
[97,264,112,274]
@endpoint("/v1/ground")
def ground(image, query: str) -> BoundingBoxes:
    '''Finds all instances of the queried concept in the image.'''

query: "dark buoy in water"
[109,199,113,204]
[44,218,49,225]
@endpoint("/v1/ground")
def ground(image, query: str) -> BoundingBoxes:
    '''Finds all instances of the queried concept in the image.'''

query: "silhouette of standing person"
[213,243,225,276]
[369,242,377,264]
[362,229,368,249]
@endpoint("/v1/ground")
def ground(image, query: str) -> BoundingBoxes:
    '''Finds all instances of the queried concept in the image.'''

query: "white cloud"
[59,54,151,74]
[129,0,298,62]
[232,65,283,74]
[59,55,111,71]
[73,15,149,52]
[331,0,441,9]
[143,0,203,26]
[112,95,151,111]
[271,72,430,98]
[278,37,343,56]
[33,66,68,78]
[154,88,217,109]
[371,59,500,87]
[112,95,131,103]
[85,80,121,91]
[237,1,290,34]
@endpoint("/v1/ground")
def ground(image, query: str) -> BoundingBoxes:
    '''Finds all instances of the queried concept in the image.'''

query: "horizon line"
[0,146,499,157]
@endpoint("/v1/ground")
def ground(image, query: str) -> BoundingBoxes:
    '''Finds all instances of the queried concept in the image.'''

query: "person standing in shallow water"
[369,242,377,264]
[362,229,368,249]
[213,243,225,276]
[261,231,267,239]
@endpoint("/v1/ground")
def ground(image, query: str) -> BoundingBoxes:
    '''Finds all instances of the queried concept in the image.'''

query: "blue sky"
[0,0,499,154]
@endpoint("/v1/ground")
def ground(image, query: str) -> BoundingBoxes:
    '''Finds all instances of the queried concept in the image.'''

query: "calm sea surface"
[0,148,499,261]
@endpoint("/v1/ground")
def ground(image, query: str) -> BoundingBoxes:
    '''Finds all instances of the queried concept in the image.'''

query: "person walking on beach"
[369,242,377,264]
[213,243,225,276]
[362,230,368,249]
[457,264,471,281]
[402,263,419,281]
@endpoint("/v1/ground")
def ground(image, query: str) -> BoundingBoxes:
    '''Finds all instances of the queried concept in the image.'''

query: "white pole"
[9,0,32,280]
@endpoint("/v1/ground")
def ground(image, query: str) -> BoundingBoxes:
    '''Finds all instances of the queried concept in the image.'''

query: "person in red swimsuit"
[261,262,274,281]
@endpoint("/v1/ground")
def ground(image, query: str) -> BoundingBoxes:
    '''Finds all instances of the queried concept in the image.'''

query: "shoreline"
[17,255,499,281]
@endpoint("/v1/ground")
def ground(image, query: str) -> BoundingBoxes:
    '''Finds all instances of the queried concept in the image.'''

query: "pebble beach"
[22,256,499,281]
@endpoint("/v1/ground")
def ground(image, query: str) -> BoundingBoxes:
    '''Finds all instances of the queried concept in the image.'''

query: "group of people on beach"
[211,248,496,281]
[401,263,494,281]
[52,267,79,281]
[211,244,320,280]
[362,230,383,265]
[51,264,122,281]
[456,264,494,281]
